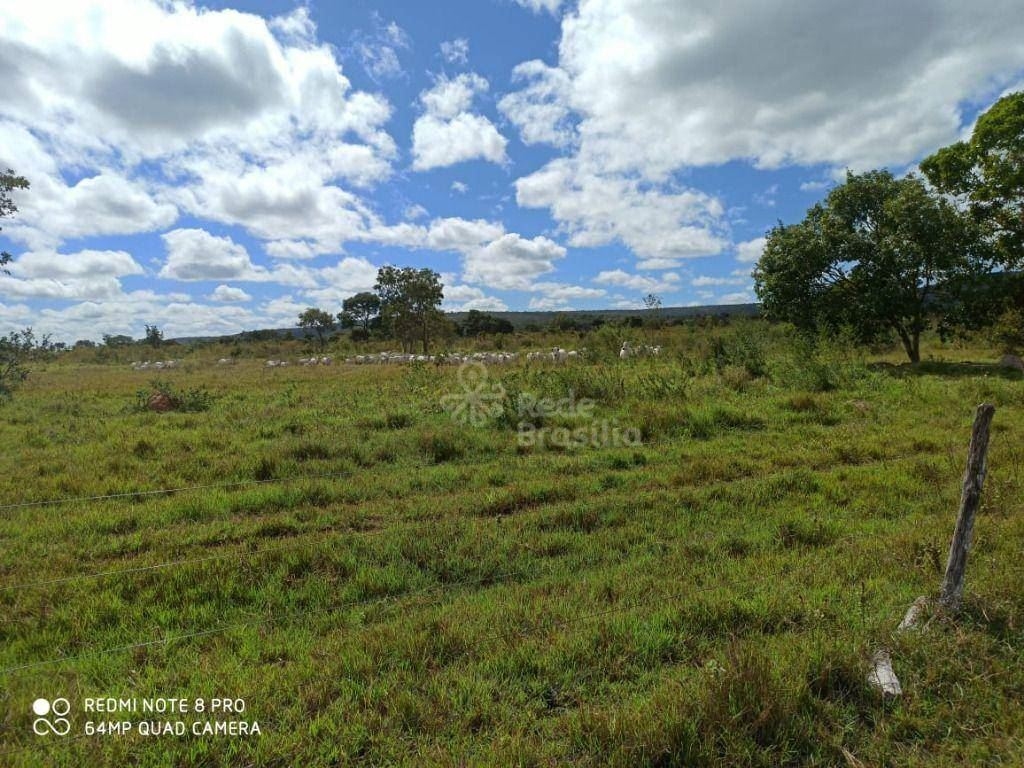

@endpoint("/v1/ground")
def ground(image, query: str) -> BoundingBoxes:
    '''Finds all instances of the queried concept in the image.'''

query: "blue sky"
[1,0,1022,342]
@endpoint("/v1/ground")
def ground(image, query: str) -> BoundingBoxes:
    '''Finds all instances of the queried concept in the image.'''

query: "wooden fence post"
[938,403,995,610]
[870,404,997,697]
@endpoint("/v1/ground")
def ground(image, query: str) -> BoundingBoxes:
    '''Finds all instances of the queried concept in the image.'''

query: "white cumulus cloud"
[209,285,252,303]
[503,0,1024,273]
[159,228,315,287]
[0,248,145,300]
[440,38,470,66]
[513,0,564,14]
[0,0,397,254]
[499,61,575,147]
[593,269,681,293]
[516,159,727,262]
[412,74,508,170]
[735,237,767,264]
[463,234,566,290]
[444,284,508,312]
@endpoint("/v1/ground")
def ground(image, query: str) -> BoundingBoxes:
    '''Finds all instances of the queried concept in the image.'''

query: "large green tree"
[921,91,1024,266]
[338,292,381,334]
[374,266,445,353]
[297,307,335,350]
[754,170,995,363]
[1,169,29,274]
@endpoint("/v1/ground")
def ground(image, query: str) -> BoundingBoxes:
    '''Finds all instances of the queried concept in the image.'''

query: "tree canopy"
[921,90,1024,267]
[102,334,134,347]
[1,169,29,273]
[374,266,445,353]
[338,292,382,334]
[754,169,995,363]
[297,307,335,349]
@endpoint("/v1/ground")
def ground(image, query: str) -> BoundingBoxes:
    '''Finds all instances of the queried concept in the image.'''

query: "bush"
[0,336,30,400]
[586,324,635,362]
[772,336,851,392]
[988,307,1024,354]
[0,327,52,401]
[705,324,769,378]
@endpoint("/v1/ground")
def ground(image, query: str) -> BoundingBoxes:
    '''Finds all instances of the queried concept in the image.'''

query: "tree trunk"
[896,326,920,364]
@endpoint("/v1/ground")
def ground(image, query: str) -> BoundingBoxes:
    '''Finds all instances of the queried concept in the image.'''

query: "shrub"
[988,307,1024,354]
[0,328,49,401]
[701,325,770,379]
[771,337,840,392]
[721,364,754,391]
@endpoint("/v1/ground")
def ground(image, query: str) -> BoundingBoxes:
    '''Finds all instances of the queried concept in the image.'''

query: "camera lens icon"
[32,698,71,736]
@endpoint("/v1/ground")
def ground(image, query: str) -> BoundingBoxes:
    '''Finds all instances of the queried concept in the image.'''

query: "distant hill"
[169,303,760,343]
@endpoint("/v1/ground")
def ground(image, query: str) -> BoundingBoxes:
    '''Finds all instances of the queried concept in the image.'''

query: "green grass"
[0,323,1022,766]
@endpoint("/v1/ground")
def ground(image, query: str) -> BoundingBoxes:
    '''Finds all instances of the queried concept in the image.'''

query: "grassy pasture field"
[1,321,1022,766]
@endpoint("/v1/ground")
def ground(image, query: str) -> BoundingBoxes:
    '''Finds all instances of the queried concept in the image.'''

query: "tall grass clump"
[134,379,214,412]
[771,332,872,392]
[700,321,770,379]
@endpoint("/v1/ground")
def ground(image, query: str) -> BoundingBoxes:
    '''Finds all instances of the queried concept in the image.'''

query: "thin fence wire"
[3,520,387,593]
[0,469,358,514]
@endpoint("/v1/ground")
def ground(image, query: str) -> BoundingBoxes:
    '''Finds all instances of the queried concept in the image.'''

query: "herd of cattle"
[130,360,181,370]
[131,342,664,371]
